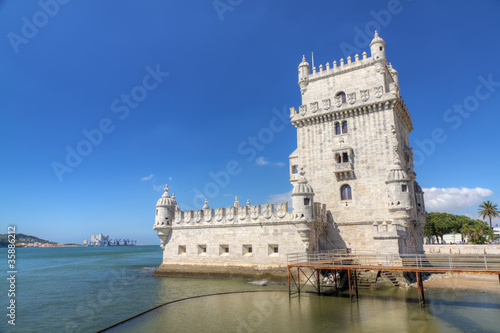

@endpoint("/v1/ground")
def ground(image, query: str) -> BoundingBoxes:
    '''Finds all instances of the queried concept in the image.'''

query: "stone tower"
[289,32,426,255]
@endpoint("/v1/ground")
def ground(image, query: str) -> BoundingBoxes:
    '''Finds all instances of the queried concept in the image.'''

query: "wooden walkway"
[287,251,500,306]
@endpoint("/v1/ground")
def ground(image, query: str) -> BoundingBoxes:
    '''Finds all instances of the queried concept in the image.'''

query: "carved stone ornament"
[250,205,260,220]
[310,102,318,113]
[276,202,287,218]
[175,211,182,224]
[194,210,201,223]
[215,208,224,222]
[184,210,192,223]
[226,207,235,221]
[289,107,297,118]
[347,92,356,105]
[360,89,370,101]
[322,99,331,109]
[238,206,247,220]
[263,204,273,219]
[334,95,342,107]
[299,105,307,116]
[204,209,212,223]
[374,86,383,98]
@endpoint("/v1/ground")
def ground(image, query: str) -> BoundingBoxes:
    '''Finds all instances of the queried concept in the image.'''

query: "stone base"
[154,263,288,281]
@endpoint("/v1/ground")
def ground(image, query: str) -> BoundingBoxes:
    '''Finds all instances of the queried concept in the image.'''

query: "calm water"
[1,246,499,333]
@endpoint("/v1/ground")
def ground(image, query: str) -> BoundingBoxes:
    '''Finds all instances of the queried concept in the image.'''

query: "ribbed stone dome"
[292,176,315,196]
[387,165,409,182]
[369,30,385,47]
[156,185,177,207]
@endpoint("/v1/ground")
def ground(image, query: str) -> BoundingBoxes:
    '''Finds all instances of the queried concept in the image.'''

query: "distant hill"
[0,233,56,247]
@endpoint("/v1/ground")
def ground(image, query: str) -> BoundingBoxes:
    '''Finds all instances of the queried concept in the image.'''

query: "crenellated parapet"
[171,200,328,227]
[307,51,372,82]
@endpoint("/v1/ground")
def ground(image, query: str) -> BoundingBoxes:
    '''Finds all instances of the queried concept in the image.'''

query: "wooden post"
[316,269,321,295]
[354,270,359,300]
[416,272,425,307]
[288,267,291,295]
[334,270,338,295]
[297,268,300,294]
[348,269,352,301]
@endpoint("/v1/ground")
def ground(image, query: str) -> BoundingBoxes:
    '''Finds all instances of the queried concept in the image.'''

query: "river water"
[1,246,498,332]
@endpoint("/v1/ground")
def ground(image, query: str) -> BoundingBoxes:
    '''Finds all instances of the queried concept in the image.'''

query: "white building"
[154,32,426,276]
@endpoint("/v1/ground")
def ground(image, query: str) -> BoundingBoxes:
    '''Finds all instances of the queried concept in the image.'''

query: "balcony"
[334,162,354,180]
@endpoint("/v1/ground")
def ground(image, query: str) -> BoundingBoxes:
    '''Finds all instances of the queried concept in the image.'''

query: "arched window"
[342,121,348,134]
[341,185,352,200]
[335,122,341,135]
[304,198,310,206]
[336,91,346,104]
[342,152,349,163]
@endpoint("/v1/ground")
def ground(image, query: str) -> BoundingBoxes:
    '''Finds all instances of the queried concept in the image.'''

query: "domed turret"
[155,184,177,227]
[292,170,315,221]
[298,55,311,95]
[386,164,411,212]
[370,31,386,61]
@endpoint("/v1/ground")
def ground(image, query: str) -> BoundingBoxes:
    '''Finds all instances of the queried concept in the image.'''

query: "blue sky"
[1,0,499,244]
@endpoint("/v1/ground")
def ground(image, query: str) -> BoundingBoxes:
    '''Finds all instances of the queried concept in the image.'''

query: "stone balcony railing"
[334,162,354,180]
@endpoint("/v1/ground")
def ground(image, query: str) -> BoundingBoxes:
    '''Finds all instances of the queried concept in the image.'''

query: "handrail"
[287,251,500,270]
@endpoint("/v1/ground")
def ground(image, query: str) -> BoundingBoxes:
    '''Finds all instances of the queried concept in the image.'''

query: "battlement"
[305,51,374,82]
[165,201,327,227]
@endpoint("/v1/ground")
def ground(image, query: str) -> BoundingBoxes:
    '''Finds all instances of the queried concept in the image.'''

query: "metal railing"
[287,251,500,271]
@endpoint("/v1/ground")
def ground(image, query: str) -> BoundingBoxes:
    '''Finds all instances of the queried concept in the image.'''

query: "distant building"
[89,234,109,246]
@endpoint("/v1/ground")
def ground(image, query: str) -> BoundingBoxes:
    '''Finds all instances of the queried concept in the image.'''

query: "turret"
[369,31,386,62]
[292,171,315,221]
[386,163,412,220]
[298,55,310,95]
[153,184,177,248]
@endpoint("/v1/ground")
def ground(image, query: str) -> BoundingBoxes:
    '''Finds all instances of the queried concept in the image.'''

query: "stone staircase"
[381,271,400,287]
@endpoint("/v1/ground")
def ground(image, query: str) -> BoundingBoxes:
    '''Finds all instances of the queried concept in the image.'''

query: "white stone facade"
[154,32,426,273]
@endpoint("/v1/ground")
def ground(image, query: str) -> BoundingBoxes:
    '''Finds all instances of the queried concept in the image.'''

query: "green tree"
[478,200,500,228]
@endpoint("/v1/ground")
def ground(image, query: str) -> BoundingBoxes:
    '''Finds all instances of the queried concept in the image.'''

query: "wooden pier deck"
[287,251,500,306]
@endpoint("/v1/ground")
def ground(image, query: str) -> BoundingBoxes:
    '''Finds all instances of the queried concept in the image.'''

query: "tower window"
[342,121,348,134]
[336,91,346,104]
[292,165,298,174]
[341,185,352,200]
[243,244,253,255]
[336,154,341,163]
[156,209,158,216]
[219,244,229,255]
[402,185,407,192]
[268,244,279,256]
[335,122,341,135]
[304,198,310,206]
[379,46,383,51]
[342,152,349,163]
